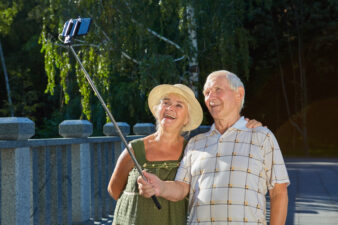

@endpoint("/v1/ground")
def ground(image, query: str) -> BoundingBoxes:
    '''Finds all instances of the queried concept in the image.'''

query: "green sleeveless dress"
[113,138,188,225]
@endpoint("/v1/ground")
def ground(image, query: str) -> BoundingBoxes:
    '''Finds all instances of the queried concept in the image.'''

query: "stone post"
[0,117,34,225]
[132,123,156,135]
[103,122,130,137]
[59,120,92,224]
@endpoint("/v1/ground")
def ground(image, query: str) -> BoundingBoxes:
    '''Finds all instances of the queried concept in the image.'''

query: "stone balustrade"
[0,117,210,225]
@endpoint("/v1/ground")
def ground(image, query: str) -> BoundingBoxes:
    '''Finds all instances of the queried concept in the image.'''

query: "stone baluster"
[59,120,92,224]
[0,117,34,225]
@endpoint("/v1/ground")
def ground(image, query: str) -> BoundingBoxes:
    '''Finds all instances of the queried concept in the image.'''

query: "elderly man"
[138,70,290,225]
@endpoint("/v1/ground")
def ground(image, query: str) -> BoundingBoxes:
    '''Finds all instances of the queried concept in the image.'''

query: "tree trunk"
[295,1,310,156]
[186,3,199,97]
[0,40,14,116]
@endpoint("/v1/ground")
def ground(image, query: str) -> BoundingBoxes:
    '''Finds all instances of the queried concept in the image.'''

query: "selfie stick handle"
[69,45,161,210]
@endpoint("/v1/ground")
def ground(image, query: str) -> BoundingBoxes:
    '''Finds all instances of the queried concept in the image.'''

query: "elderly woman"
[107,84,261,225]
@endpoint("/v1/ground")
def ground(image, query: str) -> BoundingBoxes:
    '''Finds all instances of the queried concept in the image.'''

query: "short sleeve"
[263,131,290,190]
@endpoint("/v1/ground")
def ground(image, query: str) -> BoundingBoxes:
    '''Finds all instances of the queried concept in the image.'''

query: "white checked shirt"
[175,117,290,225]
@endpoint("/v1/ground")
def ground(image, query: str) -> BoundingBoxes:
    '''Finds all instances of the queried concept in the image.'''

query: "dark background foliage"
[0,0,337,156]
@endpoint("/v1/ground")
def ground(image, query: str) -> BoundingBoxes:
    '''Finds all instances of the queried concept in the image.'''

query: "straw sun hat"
[148,84,203,132]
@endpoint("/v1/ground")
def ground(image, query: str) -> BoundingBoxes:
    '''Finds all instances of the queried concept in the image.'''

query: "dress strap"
[130,138,146,166]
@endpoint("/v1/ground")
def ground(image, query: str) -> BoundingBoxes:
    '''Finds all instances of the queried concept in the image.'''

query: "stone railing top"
[0,117,211,141]
[0,117,35,140]
[59,120,93,138]
[103,122,130,136]
[133,123,156,135]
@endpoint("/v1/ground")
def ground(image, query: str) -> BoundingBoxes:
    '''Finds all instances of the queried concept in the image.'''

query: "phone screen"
[77,18,91,36]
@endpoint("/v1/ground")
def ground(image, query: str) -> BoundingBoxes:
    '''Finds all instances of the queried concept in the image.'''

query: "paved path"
[283,158,338,225]
[92,158,338,225]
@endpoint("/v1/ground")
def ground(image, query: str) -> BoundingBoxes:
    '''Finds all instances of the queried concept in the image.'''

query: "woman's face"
[157,93,189,132]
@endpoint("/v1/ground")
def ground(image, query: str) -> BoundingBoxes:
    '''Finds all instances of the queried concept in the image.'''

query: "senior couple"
[108,70,290,225]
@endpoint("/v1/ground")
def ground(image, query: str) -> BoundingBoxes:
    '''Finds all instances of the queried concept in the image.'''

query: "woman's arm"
[245,118,263,128]
[107,146,135,200]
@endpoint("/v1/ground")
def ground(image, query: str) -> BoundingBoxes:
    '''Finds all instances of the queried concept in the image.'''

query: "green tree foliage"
[0,0,65,137]
[1,0,336,152]
[194,0,251,81]
[38,0,252,127]
[0,0,20,35]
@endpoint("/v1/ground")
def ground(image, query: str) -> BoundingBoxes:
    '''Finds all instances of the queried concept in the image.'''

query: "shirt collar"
[232,116,249,130]
[208,116,248,136]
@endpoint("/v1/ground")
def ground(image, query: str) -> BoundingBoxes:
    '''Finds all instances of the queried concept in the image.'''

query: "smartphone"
[61,18,92,37]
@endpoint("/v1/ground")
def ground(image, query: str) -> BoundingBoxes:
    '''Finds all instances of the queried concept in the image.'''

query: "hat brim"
[148,84,203,132]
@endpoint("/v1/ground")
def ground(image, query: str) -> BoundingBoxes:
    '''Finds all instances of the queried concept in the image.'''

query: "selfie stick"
[61,18,161,209]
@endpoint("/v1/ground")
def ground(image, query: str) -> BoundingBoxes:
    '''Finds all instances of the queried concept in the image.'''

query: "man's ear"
[236,87,245,104]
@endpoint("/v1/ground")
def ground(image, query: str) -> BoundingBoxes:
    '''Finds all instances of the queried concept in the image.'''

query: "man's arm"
[137,171,190,202]
[269,183,288,225]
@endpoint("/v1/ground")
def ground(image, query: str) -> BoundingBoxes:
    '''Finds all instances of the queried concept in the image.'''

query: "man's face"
[203,75,241,120]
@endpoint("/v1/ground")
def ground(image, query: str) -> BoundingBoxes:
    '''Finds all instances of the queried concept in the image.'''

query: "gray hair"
[205,70,245,110]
